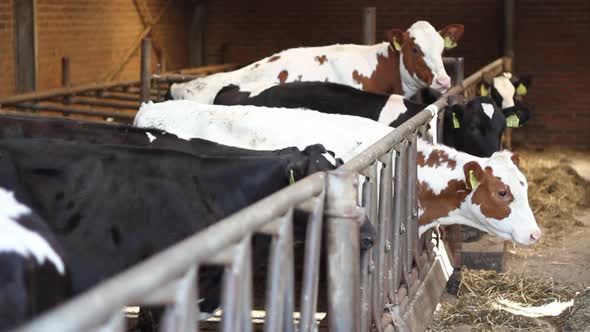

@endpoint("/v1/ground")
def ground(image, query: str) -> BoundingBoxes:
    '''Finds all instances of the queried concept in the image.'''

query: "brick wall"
[0,0,15,97]
[513,0,590,147]
[205,0,503,77]
[204,0,588,147]
[0,0,190,97]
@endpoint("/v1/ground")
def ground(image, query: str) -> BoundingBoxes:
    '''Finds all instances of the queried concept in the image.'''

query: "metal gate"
[10,57,513,332]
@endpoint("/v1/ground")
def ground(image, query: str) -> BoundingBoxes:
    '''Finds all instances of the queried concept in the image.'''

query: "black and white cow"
[478,72,534,128]
[213,82,523,157]
[0,180,69,330]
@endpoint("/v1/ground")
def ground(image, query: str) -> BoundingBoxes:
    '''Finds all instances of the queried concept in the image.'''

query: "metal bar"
[299,191,325,332]
[61,56,72,105]
[340,106,439,173]
[504,0,515,59]
[16,173,326,332]
[140,38,152,103]
[82,92,142,103]
[160,266,198,332]
[407,134,421,278]
[360,163,377,332]
[264,209,294,332]
[241,237,253,332]
[6,102,135,121]
[362,7,376,45]
[326,170,362,332]
[68,96,138,110]
[391,141,408,299]
[178,63,239,75]
[221,237,250,332]
[375,151,393,320]
[282,211,295,332]
[90,310,125,332]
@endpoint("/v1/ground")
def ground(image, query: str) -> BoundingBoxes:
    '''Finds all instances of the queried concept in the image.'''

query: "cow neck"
[353,43,403,95]
[416,140,487,234]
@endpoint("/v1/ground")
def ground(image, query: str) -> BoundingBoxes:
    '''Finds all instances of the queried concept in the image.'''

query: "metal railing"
[11,57,512,332]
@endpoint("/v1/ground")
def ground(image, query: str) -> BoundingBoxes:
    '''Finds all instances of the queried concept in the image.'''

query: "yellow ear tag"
[289,169,295,184]
[516,83,528,96]
[393,37,402,51]
[469,170,480,189]
[506,114,520,128]
[452,112,460,128]
[479,84,489,96]
[444,36,457,49]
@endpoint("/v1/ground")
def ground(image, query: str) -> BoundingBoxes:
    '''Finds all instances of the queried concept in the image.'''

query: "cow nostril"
[436,77,451,87]
[530,230,542,242]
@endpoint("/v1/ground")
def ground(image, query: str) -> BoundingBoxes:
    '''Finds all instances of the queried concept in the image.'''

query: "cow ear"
[386,29,405,51]
[463,161,485,191]
[510,153,520,168]
[439,24,464,49]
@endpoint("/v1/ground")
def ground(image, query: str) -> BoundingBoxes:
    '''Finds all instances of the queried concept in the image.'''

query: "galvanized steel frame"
[12,57,510,332]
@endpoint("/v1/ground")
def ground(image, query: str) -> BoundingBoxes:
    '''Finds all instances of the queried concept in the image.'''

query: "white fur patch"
[482,103,495,119]
[493,76,516,109]
[0,188,65,274]
[134,100,393,163]
[146,132,156,143]
[377,95,407,124]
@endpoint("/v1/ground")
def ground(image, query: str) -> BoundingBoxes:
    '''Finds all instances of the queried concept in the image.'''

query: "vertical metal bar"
[360,175,373,332]
[221,250,240,332]
[405,135,418,283]
[241,238,253,332]
[61,56,71,104]
[390,142,407,300]
[504,0,515,60]
[373,151,393,330]
[299,191,326,332]
[408,133,422,278]
[282,211,295,332]
[326,170,361,332]
[159,266,199,332]
[140,38,152,103]
[264,209,294,332]
[362,7,376,45]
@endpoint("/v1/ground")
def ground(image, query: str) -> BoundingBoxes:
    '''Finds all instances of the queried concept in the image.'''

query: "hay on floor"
[519,150,590,244]
[428,269,576,332]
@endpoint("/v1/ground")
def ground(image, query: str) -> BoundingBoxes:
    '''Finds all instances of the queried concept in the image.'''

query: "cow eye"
[412,47,419,54]
[498,191,507,198]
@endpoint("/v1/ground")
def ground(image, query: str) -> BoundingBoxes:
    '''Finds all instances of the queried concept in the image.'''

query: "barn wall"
[0,0,190,97]
[0,0,16,97]
[205,0,503,79]
[513,0,590,147]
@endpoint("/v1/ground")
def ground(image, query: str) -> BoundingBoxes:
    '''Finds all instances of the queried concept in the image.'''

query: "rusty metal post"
[61,56,71,104]
[140,38,151,103]
[362,7,376,45]
[390,141,407,299]
[326,170,362,332]
[360,171,374,331]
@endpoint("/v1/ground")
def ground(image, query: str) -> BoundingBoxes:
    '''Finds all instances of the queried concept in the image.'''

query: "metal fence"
[11,57,512,332]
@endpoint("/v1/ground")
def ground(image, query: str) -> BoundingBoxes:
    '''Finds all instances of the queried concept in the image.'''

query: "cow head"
[444,97,506,157]
[463,151,541,245]
[478,72,534,128]
[387,21,464,96]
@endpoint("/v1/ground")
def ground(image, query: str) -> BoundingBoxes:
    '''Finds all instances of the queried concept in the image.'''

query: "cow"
[169,20,464,103]
[0,114,342,172]
[0,137,343,328]
[213,82,526,157]
[477,72,534,127]
[134,101,542,245]
[0,183,69,330]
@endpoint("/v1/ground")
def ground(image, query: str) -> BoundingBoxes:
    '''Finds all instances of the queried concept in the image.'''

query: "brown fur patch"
[417,150,457,170]
[471,167,513,220]
[315,55,328,65]
[351,47,402,95]
[400,37,434,86]
[278,70,289,83]
[418,179,469,226]
[268,55,281,62]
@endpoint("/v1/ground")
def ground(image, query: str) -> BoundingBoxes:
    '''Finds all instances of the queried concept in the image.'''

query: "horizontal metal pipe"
[69,96,138,110]
[15,172,326,332]
[6,103,135,121]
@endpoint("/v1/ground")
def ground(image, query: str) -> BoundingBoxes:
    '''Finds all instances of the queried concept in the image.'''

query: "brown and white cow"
[135,101,541,246]
[417,143,541,245]
[169,21,464,103]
